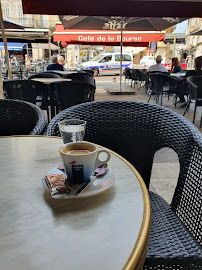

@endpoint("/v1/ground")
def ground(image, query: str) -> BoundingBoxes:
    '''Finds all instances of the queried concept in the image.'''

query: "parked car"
[80,52,133,76]
[140,56,165,66]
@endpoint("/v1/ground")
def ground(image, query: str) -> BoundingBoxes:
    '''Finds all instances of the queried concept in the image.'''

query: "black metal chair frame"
[148,73,179,106]
[184,76,202,127]
[173,77,190,107]
[130,69,140,89]
[50,80,95,114]
[138,69,148,93]
[123,67,131,85]
[58,73,96,102]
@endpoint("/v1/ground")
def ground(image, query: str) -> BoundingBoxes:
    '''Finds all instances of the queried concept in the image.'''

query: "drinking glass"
[58,119,86,144]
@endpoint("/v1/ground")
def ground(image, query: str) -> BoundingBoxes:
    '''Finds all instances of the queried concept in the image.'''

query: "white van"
[140,56,156,67]
[80,52,133,76]
[140,56,166,67]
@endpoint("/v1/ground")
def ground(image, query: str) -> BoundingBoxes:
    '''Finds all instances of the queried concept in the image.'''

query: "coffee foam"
[67,150,90,155]
[60,142,96,155]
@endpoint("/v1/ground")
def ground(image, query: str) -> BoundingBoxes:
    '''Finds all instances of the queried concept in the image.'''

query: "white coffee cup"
[59,141,111,185]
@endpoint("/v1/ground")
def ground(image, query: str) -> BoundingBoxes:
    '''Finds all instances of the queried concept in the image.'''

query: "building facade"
[185,18,202,67]
[1,0,59,30]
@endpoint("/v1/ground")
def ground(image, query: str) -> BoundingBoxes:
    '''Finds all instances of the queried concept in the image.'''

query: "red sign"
[54,24,165,46]
[150,48,154,53]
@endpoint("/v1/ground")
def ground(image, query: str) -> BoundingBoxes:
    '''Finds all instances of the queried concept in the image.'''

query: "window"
[93,54,104,62]
[2,3,10,18]
[17,2,29,25]
[40,15,49,28]
[17,2,23,19]
[123,54,131,61]
[115,54,120,61]
[99,55,112,63]
[115,54,131,62]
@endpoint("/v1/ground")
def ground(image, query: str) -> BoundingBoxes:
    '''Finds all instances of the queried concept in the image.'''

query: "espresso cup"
[59,141,111,185]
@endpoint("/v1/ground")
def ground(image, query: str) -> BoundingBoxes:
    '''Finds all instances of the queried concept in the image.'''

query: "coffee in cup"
[59,141,111,185]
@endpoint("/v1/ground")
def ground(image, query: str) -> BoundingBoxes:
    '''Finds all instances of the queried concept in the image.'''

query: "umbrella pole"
[58,41,60,55]
[48,30,51,63]
[120,17,123,92]
[0,1,12,79]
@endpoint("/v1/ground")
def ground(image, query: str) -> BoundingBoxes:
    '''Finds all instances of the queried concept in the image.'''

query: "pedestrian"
[186,56,190,69]
[25,54,30,69]
[74,55,78,69]
[3,53,6,67]
[68,55,73,70]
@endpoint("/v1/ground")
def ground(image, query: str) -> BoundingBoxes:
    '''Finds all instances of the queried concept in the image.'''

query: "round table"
[0,136,150,270]
[170,72,186,78]
[50,70,78,76]
[31,78,71,84]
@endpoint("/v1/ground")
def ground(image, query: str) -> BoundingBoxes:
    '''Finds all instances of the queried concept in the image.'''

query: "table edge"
[0,135,151,270]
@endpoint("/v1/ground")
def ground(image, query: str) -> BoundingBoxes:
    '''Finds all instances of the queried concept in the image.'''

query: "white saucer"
[42,167,115,199]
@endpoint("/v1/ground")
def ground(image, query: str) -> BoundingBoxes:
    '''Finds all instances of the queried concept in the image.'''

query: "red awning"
[54,24,165,47]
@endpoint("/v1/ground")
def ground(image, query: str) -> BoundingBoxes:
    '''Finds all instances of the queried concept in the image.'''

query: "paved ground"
[94,75,201,204]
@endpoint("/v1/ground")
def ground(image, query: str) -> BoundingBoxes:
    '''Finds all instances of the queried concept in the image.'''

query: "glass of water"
[58,119,86,144]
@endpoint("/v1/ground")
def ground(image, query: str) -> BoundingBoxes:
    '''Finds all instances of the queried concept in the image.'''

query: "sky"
[173,20,188,34]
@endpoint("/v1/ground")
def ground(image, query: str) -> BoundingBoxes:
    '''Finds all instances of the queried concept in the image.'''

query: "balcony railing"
[11,18,51,29]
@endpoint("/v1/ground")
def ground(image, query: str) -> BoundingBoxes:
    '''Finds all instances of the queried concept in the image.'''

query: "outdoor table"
[31,78,72,119]
[0,136,151,270]
[31,78,71,84]
[50,70,78,76]
[170,72,186,78]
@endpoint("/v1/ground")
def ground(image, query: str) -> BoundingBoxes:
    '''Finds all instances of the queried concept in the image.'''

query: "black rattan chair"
[123,67,131,85]
[3,79,50,122]
[27,72,61,80]
[50,80,95,112]
[130,69,140,88]
[0,99,46,135]
[63,73,96,102]
[184,76,202,127]
[3,79,42,104]
[63,72,95,84]
[27,73,61,121]
[45,101,202,269]
[149,73,178,105]
[79,69,94,77]
[139,70,148,92]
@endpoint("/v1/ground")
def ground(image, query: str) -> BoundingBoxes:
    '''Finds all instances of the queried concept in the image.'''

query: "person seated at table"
[58,56,67,70]
[170,57,183,73]
[46,56,64,71]
[185,55,202,77]
[178,56,202,107]
[146,55,168,73]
